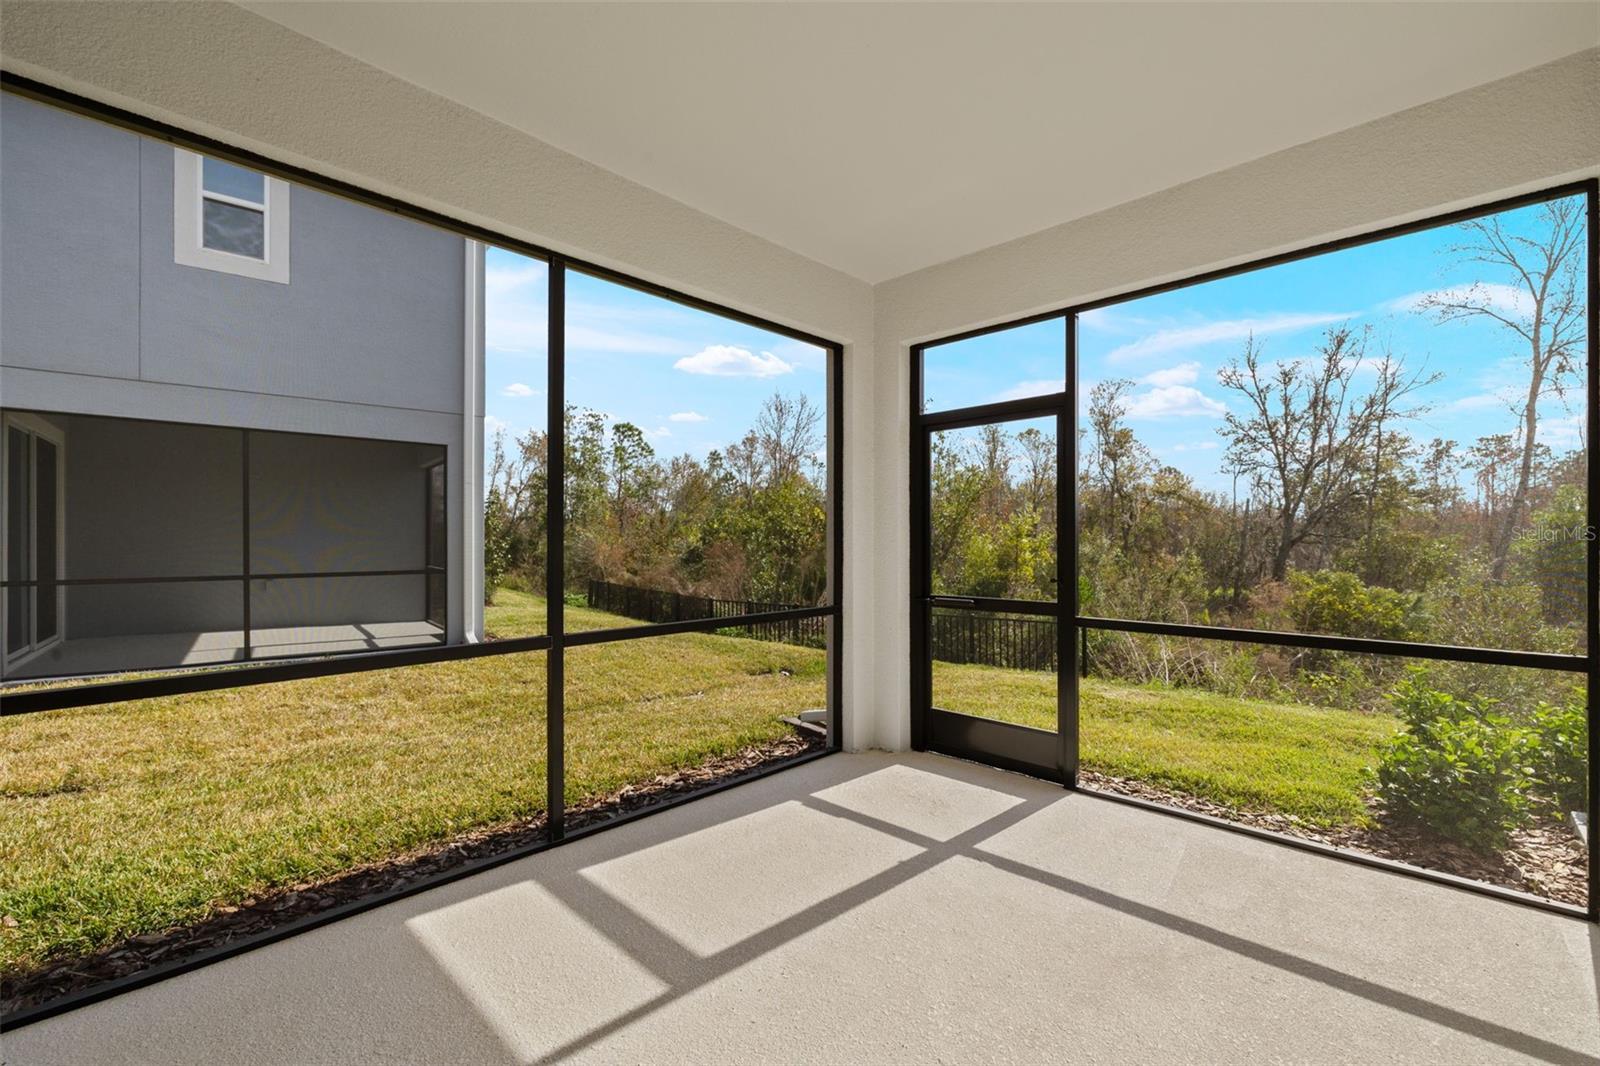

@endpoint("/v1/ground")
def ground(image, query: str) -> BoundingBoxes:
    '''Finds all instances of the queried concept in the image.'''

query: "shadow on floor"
[10,752,1599,1065]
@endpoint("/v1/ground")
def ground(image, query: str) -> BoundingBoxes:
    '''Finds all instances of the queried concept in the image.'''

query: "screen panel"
[929,416,1058,601]
[0,83,843,1025]
[1079,629,1586,909]
[562,268,832,633]
[1076,193,1590,657]
[921,317,1066,414]
[0,653,550,1007]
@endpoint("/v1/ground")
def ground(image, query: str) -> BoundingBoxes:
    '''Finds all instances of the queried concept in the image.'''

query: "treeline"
[935,197,1589,716]
[486,392,828,606]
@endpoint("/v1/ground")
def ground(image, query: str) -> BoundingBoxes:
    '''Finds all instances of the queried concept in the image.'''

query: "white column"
[461,239,486,642]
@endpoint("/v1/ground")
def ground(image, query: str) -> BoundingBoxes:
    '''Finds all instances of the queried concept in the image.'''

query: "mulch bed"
[1,730,824,1018]
[1078,769,1587,906]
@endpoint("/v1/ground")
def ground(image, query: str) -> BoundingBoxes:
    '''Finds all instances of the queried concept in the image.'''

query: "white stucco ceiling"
[246,2,1598,284]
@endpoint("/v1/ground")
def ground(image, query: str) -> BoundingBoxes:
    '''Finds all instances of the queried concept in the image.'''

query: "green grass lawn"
[933,661,1398,827]
[0,591,823,976]
[2,593,1396,980]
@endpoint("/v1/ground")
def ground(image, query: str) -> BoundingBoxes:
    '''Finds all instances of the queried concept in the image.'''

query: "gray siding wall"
[1,93,465,414]
[0,93,142,379]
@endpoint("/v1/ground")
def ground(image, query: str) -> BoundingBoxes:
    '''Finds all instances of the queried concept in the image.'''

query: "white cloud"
[1076,307,1119,333]
[769,340,828,373]
[1388,282,1533,319]
[674,345,794,378]
[991,378,1065,402]
[1124,385,1227,420]
[1171,440,1220,453]
[1439,390,1516,415]
[483,414,509,439]
[485,306,547,355]
[1540,410,1586,449]
[646,425,672,440]
[499,382,538,398]
[1105,311,1350,364]
[669,411,709,423]
[1140,362,1201,388]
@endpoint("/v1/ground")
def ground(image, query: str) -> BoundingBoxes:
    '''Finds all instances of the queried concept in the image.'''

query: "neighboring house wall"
[0,92,473,643]
[1,93,465,410]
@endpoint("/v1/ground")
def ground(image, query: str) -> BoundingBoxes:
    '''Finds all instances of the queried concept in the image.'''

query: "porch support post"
[462,239,486,642]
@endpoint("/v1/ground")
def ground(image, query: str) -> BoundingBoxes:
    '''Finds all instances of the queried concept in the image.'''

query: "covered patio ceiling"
[245,2,1597,282]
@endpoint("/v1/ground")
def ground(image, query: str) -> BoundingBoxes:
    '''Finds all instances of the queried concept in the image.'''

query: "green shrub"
[1287,570,1424,641]
[1372,676,1536,852]
[1527,692,1588,814]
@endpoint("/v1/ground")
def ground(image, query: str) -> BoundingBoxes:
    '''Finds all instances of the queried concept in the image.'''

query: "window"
[173,148,290,282]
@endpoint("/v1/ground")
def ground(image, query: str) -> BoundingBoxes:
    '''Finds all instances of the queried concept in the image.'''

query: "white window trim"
[173,147,290,283]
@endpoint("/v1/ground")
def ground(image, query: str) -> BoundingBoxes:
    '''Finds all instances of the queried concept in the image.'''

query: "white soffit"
[246,2,1599,284]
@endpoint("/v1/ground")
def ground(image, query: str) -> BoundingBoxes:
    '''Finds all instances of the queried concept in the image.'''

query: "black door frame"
[910,339,1075,783]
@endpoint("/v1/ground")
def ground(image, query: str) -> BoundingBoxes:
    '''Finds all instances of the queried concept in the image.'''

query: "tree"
[1014,426,1056,516]
[1084,379,1152,553]
[753,392,822,484]
[1218,326,1438,581]
[479,392,831,604]
[486,425,550,587]
[1420,197,1587,579]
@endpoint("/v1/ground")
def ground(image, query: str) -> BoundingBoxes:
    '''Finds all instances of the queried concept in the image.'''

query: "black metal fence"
[587,579,1062,669]
[586,579,827,648]
[930,610,1057,671]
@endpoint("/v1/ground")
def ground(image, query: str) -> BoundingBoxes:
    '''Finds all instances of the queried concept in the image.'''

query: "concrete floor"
[3,621,444,679]
[5,752,1597,1065]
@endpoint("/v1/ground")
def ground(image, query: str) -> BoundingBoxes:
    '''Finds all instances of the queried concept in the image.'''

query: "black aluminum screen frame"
[0,73,846,1029]
[910,178,1600,925]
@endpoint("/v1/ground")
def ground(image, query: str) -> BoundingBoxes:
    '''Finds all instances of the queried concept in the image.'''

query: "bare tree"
[1420,196,1586,579]
[1085,379,1152,551]
[753,392,822,484]
[1219,326,1438,581]
[975,423,1014,516]
[1015,426,1056,514]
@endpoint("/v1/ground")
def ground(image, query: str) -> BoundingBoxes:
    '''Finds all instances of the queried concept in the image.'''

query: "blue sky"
[923,195,1589,494]
[483,250,828,472]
